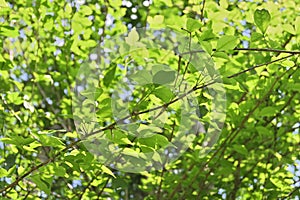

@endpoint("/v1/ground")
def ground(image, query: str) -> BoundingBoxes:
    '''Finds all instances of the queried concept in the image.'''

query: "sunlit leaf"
[186,18,202,32]
[216,35,238,51]
[125,27,139,46]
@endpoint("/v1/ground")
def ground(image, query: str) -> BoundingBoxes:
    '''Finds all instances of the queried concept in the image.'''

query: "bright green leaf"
[101,165,116,178]
[0,26,19,37]
[38,134,65,148]
[0,168,8,178]
[216,35,238,51]
[0,0,8,7]
[282,24,295,35]
[153,86,174,102]
[80,88,103,100]
[186,18,202,32]
[148,15,164,28]
[254,9,271,34]
[125,27,139,46]
[251,32,263,42]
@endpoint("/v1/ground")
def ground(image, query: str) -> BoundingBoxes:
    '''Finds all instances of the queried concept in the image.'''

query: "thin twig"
[200,0,206,22]
[78,170,102,200]
[0,140,79,194]
[180,48,300,55]
[2,46,297,196]
[170,65,297,199]
[156,168,166,199]
[97,177,110,199]
[227,54,293,78]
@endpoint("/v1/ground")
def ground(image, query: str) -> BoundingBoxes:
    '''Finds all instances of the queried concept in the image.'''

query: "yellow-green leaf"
[216,35,238,51]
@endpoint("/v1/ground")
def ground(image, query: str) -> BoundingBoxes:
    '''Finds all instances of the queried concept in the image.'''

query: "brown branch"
[85,79,216,138]
[200,0,206,22]
[36,82,68,131]
[170,65,297,199]
[275,34,294,57]
[2,44,297,196]
[156,168,166,200]
[78,170,102,200]
[97,177,110,199]
[227,54,293,78]
[229,159,241,199]
[0,140,80,194]
[234,47,300,54]
[180,48,300,56]
[0,158,53,194]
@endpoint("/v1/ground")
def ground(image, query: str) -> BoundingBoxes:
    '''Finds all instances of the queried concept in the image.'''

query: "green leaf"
[38,134,65,148]
[287,83,300,92]
[199,40,212,55]
[295,16,300,34]
[216,35,238,51]
[259,106,278,117]
[6,92,23,105]
[0,0,8,7]
[152,134,170,148]
[233,144,248,155]
[101,165,116,178]
[70,39,84,55]
[53,165,66,177]
[256,126,271,137]
[122,148,139,158]
[197,29,216,41]
[80,88,103,100]
[129,70,152,85]
[80,5,93,16]
[186,18,202,32]
[125,27,139,46]
[212,52,229,60]
[153,70,175,85]
[251,32,263,42]
[0,26,19,37]
[152,151,162,163]
[0,54,5,62]
[153,86,174,102]
[1,136,35,146]
[0,168,8,178]
[282,24,295,35]
[31,175,51,195]
[96,97,112,118]
[254,9,271,34]
[139,134,170,149]
[148,15,164,28]
[281,60,294,67]
[103,64,116,87]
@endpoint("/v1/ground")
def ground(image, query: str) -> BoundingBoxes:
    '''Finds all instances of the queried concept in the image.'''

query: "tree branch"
[227,54,294,78]
[0,140,80,194]
[78,170,102,200]
[2,45,297,196]
[170,65,298,199]
[180,48,300,56]
[200,0,206,22]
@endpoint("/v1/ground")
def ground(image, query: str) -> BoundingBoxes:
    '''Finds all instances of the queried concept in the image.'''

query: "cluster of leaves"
[0,0,299,199]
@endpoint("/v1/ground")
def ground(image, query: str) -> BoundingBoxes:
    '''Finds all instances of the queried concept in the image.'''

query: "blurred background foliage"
[0,0,300,199]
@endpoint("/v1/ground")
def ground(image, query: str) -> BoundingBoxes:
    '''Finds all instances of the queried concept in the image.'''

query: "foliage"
[0,0,300,199]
